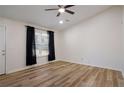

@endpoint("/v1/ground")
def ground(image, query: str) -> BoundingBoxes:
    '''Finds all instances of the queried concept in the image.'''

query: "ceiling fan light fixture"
[58,8,65,13]
[59,20,63,24]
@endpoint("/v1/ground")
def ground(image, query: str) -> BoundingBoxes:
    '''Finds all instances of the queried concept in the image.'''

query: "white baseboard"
[61,59,123,73]
[6,63,46,74]
[6,60,59,74]
[5,60,124,79]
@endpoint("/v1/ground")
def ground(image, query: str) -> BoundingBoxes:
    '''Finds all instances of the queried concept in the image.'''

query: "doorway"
[0,24,6,75]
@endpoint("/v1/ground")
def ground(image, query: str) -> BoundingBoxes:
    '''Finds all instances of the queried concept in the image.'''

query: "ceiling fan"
[45,5,75,17]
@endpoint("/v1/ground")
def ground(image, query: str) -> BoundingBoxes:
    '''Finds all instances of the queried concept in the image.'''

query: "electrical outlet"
[81,57,88,63]
[81,58,84,61]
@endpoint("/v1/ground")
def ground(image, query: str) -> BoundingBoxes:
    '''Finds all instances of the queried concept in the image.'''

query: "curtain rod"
[25,25,49,31]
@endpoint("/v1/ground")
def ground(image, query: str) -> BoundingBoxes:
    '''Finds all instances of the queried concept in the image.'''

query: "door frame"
[0,23,6,75]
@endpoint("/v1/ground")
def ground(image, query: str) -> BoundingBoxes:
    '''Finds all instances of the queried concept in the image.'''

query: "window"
[35,29,49,57]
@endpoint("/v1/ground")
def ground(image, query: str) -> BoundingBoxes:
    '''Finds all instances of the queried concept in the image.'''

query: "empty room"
[0,5,124,87]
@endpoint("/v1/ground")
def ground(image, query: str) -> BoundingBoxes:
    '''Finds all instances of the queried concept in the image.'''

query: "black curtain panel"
[26,26,37,66]
[48,31,55,61]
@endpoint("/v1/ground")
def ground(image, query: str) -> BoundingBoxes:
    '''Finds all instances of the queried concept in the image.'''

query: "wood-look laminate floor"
[0,61,124,87]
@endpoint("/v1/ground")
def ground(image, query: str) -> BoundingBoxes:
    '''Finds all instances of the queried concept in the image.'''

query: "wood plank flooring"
[0,61,123,87]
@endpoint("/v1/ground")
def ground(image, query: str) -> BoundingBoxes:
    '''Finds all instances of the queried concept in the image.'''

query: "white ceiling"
[0,5,111,31]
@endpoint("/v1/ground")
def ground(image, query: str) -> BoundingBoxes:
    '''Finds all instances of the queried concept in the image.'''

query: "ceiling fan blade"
[56,12,60,17]
[45,8,58,11]
[64,5,75,8]
[65,10,75,14]
[58,5,62,8]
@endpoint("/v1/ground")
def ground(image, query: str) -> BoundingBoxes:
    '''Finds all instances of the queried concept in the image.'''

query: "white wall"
[0,17,60,73]
[59,6,124,74]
